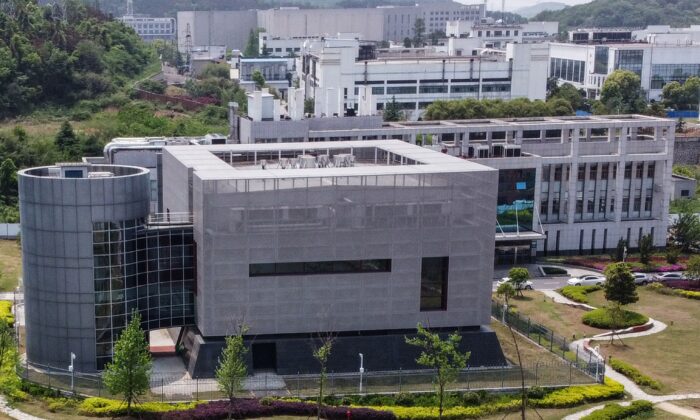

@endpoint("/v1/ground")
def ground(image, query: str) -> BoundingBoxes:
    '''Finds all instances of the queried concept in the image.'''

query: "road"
[492,276,570,292]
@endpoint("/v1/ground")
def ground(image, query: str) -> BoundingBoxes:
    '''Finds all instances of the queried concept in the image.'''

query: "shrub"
[0,301,14,326]
[370,401,521,420]
[78,397,197,417]
[582,308,648,329]
[666,247,681,264]
[645,283,700,300]
[581,400,653,420]
[529,378,625,408]
[47,397,79,413]
[609,358,662,390]
[560,285,601,303]
[20,381,61,398]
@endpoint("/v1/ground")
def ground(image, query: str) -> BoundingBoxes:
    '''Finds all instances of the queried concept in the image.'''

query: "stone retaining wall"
[675,136,700,165]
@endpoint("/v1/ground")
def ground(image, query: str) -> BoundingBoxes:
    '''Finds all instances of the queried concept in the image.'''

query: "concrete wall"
[191,169,498,338]
[177,10,258,52]
[19,165,150,371]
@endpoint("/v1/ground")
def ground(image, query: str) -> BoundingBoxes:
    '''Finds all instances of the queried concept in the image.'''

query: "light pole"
[358,353,364,394]
[68,352,76,393]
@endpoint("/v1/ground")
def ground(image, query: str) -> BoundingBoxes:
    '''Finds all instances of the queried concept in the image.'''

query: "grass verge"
[0,240,21,292]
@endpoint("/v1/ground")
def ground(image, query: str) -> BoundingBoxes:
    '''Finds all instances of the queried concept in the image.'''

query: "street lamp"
[358,353,365,394]
[68,352,76,393]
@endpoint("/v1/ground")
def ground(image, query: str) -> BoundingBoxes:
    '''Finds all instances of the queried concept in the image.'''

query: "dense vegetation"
[534,0,700,33]
[0,0,152,118]
[423,97,574,120]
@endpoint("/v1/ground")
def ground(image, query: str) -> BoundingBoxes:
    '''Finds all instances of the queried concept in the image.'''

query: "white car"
[632,272,650,285]
[652,272,686,282]
[497,277,533,290]
[567,275,606,287]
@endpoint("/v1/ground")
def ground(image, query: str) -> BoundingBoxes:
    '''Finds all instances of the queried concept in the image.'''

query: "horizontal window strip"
[250,259,391,277]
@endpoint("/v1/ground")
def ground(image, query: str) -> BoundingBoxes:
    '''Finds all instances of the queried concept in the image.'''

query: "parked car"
[497,277,533,290]
[652,272,686,282]
[632,272,650,285]
[567,275,606,287]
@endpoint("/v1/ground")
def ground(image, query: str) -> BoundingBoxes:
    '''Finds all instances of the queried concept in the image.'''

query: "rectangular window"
[420,257,448,311]
[647,162,655,178]
[249,259,391,277]
[386,86,417,95]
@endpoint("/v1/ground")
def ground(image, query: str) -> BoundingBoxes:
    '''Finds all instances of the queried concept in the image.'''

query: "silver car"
[567,275,606,286]
[632,272,650,285]
[497,277,533,290]
[652,272,686,282]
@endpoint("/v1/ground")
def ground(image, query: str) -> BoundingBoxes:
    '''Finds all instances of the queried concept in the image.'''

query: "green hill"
[534,0,700,32]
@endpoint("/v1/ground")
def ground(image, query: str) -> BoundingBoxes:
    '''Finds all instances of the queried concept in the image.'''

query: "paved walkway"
[540,290,700,419]
[0,394,43,420]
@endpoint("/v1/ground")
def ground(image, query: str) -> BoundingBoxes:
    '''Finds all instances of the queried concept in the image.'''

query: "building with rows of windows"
[297,37,548,120]
[19,142,506,376]
[549,26,700,100]
[119,16,176,42]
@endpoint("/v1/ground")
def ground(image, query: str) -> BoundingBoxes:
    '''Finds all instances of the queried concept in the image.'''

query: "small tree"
[638,233,654,265]
[216,325,249,419]
[603,263,638,344]
[405,324,470,420]
[686,255,700,286]
[384,96,402,122]
[508,267,530,297]
[312,335,334,420]
[103,311,152,415]
[252,70,266,90]
[496,282,516,323]
[403,37,412,48]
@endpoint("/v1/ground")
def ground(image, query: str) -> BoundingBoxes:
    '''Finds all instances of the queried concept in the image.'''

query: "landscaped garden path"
[540,289,700,419]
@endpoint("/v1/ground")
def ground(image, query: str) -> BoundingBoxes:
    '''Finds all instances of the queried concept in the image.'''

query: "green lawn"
[494,291,603,340]
[0,239,21,291]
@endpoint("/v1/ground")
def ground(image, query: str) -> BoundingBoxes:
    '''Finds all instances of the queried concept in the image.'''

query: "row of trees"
[105,313,470,420]
[661,77,700,111]
[0,0,153,117]
[423,97,574,120]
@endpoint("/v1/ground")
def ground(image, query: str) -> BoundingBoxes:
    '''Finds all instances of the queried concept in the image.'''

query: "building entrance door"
[252,343,277,371]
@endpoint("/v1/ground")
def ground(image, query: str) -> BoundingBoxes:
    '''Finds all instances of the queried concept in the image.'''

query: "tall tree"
[103,311,152,416]
[244,28,262,58]
[598,70,647,114]
[670,210,700,252]
[603,263,638,344]
[216,325,249,420]
[412,18,425,47]
[0,159,18,204]
[405,324,470,420]
[54,121,78,156]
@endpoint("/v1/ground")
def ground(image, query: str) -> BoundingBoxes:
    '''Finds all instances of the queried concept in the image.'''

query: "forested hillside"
[535,0,700,32]
[0,0,152,117]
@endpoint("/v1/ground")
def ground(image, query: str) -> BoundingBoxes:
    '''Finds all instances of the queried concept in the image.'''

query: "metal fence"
[19,358,598,402]
[491,301,605,383]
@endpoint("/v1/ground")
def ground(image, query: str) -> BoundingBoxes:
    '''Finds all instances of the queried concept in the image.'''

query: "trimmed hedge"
[581,308,648,329]
[161,398,396,420]
[646,282,700,300]
[78,397,197,417]
[369,380,625,419]
[609,358,662,390]
[560,285,601,303]
[581,400,653,420]
[0,301,14,326]
[528,378,625,408]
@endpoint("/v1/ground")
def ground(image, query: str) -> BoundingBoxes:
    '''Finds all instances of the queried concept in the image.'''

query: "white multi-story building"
[446,19,558,49]
[549,27,700,100]
[120,16,176,41]
[297,37,548,119]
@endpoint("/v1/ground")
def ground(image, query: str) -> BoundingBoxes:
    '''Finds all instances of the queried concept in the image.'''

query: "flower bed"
[561,255,687,273]
[0,301,13,326]
[161,398,396,420]
[646,283,700,300]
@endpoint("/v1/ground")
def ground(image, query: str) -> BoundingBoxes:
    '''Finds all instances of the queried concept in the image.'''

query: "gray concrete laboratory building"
[19,142,506,376]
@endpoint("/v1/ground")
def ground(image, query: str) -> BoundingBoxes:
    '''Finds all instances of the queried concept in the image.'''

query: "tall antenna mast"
[126,0,133,16]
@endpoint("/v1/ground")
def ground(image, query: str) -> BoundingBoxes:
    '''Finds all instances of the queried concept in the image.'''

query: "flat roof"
[164,140,495,181]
